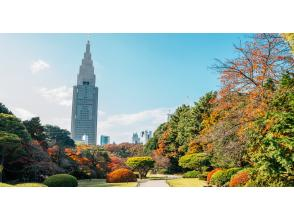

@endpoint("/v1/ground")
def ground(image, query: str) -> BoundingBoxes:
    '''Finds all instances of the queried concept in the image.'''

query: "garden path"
[138,179,169,187]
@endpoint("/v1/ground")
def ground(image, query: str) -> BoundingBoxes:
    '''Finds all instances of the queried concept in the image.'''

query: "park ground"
[77,174,207,187]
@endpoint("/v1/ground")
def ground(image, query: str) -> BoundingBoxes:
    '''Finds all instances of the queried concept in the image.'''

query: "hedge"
[210,168,241,186]
[43,174,78,187]
[207,168,222,183]
[229,169,251,187]
[183,170,201,178]
[106,168,137,183]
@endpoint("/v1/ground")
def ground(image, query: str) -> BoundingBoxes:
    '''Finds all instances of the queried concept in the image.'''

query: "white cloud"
[97,107,174,143]
[39,86,72,106]
[30,59,50,74]
[13,107,36,120]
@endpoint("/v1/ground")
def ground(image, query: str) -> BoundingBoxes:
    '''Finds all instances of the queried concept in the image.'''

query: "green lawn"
[167,178,207,187]
[78,179,138,187]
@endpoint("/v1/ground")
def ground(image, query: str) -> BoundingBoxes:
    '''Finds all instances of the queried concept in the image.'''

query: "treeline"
[145,33,294,186]
[0,105,110,183]
[0,104,147,184]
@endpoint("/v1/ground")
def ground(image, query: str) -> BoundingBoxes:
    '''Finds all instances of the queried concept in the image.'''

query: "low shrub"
[179,153,210,172]
[106,168,137,183]
[43,174,78,187]
[207,168,222,183]
[210,168,241,186]
[15,183,47,187]
[198,172,209,180]
[0,183,13,187]
[183,170,201,178]
[229,169,251,187]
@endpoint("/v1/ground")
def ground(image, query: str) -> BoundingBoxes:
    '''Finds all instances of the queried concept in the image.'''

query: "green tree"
[144,123,167,153]
[247,73,294,186]
[44,125,75,148]
[0,113,31,143]
[0,131,21,182]
[0,103,13,115]
[23,117,47,145]
[126,156,154,179]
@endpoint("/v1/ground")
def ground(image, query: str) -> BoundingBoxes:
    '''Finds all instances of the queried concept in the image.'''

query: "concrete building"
[132,132,140,144]
[140,130,152,145]
[100,135,110,145]
[71,41,98,145]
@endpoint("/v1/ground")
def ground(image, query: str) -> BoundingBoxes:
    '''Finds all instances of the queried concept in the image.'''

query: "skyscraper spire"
[86,40,90,53]
[77,40,95,86]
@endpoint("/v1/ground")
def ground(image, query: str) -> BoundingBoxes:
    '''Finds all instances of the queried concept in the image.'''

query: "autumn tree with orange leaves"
[65,145,110,178]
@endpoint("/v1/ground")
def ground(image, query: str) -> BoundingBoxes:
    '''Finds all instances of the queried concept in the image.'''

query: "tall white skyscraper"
[71,41,98,145]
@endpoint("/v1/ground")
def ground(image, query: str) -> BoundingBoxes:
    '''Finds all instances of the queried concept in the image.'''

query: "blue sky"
[0,33,250,143]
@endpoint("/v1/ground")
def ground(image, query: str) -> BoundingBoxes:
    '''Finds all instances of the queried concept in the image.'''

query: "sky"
[0,33,250,143]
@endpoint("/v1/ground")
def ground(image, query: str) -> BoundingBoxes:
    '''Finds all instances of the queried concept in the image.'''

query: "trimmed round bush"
[15,183,47,187]
[229,169,251,187]
[179,153,210,171]
[207,168,222,183]
[210,168,241,186]
[43,174,78,187]
[183,170,201,178]
[0,183,13,187]
[106,168,137,183]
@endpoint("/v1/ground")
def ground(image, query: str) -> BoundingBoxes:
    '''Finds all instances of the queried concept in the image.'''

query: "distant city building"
[140,130,152,145]
[71,41,99,145]
[132,132,140,144]
[81,134,89,144]
[100,135,110,145]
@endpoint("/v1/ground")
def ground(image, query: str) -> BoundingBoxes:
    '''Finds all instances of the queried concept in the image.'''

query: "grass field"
[78,179,138,187]
[167,178,207,187]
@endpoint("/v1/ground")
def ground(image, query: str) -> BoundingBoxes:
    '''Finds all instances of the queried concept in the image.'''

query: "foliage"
[23,117,47,146]
[210,168,241,186]
[44,125,75,148]
[0,103,13,115]
[104,143,145,158]
[107,155,126,172]
[106,168,137,183]
[65,145,110,178]
[283,33,294,53]
[0,113,31,143]
[145,92,216,173]
[246,73,294,186]
[43,174,78,187]
[198,172,209,180]
[126,156,155,178]
[183,170,201,178]
[207,168,222,183]
[179,153,210,171]
[229,169,251,187]
[198,34,294,169]
[78,179,137,187]
[151,151,171,173]
[0,131,22,182]
[144,123,167,153]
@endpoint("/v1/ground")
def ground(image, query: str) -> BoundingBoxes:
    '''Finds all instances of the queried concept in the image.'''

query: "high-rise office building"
[100,135,110,145]
[71,41,98,145]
